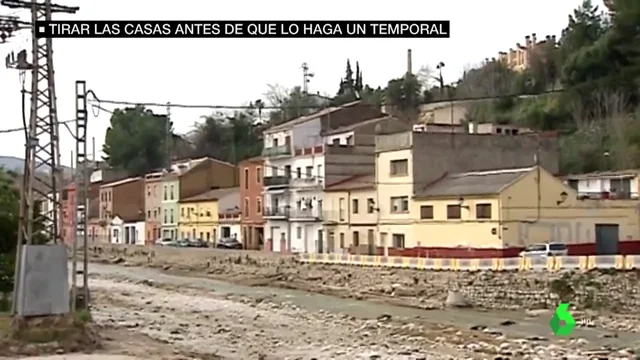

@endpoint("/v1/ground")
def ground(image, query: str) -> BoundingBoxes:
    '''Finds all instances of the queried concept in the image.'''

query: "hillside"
[0,156,73,175]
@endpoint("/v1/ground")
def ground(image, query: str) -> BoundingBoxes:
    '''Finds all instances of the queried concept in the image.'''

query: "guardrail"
[298,253,639,271]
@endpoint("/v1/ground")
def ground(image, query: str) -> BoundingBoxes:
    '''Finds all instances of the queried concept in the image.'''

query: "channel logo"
[549,302,576,336]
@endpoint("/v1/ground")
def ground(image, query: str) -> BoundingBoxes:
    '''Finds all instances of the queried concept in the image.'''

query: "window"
[147,210,151,219]
[367,198,375,213]
[420,205,434,219]
[163,209,167,223]
[256,167,262,183]
[244,168,250,189]
[256,197,262,214]
[476,203,492,219]
[447,205,461,219]
[153,185,157,196]
[339,233,345,248]
[273,138,279,147]
[200,232,203,239]
[163,186,167,200]
[296,167,302,179]
[206,232,210,241]
[392,234,405,248]
[567,179,578,190]
[170,209,174,223]
[284,165,291,178]
[147,186,151,196]
[153,209,157,219]
[244,198,250,217]
[390,196,409,213]
[390,159,408,176]
[353,231,360,246]
[317,164,322,177]
[352,199,359,214]
[339,198,346,221]
[305,166,313,177]
[297,227,302,239]
[170,185,174,200]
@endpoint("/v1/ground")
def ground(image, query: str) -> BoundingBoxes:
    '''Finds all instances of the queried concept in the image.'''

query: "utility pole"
[71,80,89,311]
[301,62,314,94]
[2,0,79,316]
[165,102,171,170]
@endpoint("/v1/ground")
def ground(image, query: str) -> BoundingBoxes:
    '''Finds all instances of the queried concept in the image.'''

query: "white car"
[155,238,174,246]
[519,243,568,257]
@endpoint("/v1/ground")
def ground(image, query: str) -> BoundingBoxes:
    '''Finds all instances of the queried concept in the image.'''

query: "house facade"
[410,166,640,256]
[323,174,377,254]
[239,157,264,250]
[144,170,164,244]
[178,187,239,243]
[563,170,639,199]
[262,103,392,253]
[99,176,145,244]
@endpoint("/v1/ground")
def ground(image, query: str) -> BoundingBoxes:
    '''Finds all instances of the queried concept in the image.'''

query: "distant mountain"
[0,155,73,175]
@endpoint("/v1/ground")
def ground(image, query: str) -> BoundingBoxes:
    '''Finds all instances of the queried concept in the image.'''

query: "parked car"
[519,243,568,257]
[188,239,209,248]
[169,239,190,247]
[155,238,174,246]
[216,237,243,250]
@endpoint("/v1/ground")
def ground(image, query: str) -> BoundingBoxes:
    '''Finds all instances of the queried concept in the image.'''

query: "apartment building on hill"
[262,102,409,253]
[497,33,557,72]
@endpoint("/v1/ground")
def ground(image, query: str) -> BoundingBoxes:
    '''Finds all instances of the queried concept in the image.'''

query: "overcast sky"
[0,0,603,165]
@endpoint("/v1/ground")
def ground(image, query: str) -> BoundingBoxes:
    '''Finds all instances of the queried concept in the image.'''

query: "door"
[367,229,375,255]
[317,229,323,253]
[595,224,619,255]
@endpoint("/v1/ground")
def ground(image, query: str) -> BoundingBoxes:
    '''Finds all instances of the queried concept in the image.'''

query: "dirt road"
[84,262,639,359]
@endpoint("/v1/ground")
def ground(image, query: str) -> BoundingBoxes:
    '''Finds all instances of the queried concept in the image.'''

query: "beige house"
[323,174,377,253]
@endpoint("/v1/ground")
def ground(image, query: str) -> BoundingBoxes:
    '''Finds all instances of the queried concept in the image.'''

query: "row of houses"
[59,100,640,255]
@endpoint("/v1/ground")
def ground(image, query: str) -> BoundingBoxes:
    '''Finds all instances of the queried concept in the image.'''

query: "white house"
[262,101,394,253]
[564,170,639,199]
[109,216,124,244]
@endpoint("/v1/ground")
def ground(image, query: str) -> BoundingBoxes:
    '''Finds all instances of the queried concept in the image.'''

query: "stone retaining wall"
[77,244,640,313]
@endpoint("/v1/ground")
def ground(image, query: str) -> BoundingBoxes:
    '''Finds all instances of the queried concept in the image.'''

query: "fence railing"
[297,253,638,271]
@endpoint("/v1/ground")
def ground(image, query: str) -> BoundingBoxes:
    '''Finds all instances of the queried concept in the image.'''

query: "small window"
[297,227,302,239]
[256,197,262,214]
[476,203,492,219]
[305,166,313,177]
[256,167,262,184]
[181,208,184,217]
[163,209,167,223]
[147,186,151,196]
[244,168,250,190]
[296,167,302,179]
[352,199,359,214]
[170,185,174,200]
[367,198,375,213]
[244,198,250,217]
[170,209,174,223]
[339,198,346,221]
[390,196,409,213]
[390,159,408,176]
[447,205,461,219]
[392,234,405,248]
[353,231,360,246]
[420,205,433,219]
[147,210,151,219]
[163,186,167,200]
[339,233,345,248]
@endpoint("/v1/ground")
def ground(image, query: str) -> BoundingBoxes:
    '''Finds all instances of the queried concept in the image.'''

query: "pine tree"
[355,62,363,92]
[345,59,354,91]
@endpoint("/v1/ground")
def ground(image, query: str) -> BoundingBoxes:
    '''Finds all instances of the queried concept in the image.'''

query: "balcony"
[291,176,323,190]
[262,144,292,158]
[289,208,323,221]
[264,176,290,188]
[263,206,289,219]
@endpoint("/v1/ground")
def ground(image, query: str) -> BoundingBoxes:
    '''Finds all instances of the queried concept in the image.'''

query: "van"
[519,243,568,257]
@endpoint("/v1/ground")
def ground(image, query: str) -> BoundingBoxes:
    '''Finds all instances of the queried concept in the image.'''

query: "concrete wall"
[324,144,375,187]
[376,148,413,247]
[293,118,322,148]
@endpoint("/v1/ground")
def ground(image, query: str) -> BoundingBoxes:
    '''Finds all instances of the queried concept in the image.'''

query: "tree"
[103,106,172,176]
[264,84,327,125]
[190,109,262,164]
[385,73,422,118]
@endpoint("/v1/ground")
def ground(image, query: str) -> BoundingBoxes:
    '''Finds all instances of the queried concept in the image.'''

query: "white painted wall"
[266,220,289,252]
[264,129,292,148]
[109,216,124,244]
[290,222,323,253]
[577,177,638,197]
[325,131,355,145]
[290,155,325,180]
[217,224,241,241]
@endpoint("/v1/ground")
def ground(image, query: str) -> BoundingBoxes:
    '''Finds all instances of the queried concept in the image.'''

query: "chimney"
[532,33,537,44]
[407,49,412,74]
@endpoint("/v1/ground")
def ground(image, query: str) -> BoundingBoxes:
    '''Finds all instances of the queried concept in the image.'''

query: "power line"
[87,89,566,112]
[0,119,75,134]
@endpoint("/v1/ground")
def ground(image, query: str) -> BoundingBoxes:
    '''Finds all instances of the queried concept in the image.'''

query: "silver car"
[519,243,568,257]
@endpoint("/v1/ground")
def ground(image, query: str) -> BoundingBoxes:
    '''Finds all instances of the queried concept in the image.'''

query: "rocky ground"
[87,263,640,359]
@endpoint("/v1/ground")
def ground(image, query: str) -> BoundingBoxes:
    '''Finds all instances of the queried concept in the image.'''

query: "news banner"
[36,20,450,38]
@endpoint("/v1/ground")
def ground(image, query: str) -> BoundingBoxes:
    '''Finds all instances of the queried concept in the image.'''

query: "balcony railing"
[289,208,323,220]
[264,176,290,187]
[262,144,292,158]
[263,206,289,218]
[291,176,323,189]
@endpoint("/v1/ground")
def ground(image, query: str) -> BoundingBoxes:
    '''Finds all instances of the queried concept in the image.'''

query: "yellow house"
[411,166,640,253]
[323,175,377,253]
[178,187,239,243]
[375,146,413,250]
